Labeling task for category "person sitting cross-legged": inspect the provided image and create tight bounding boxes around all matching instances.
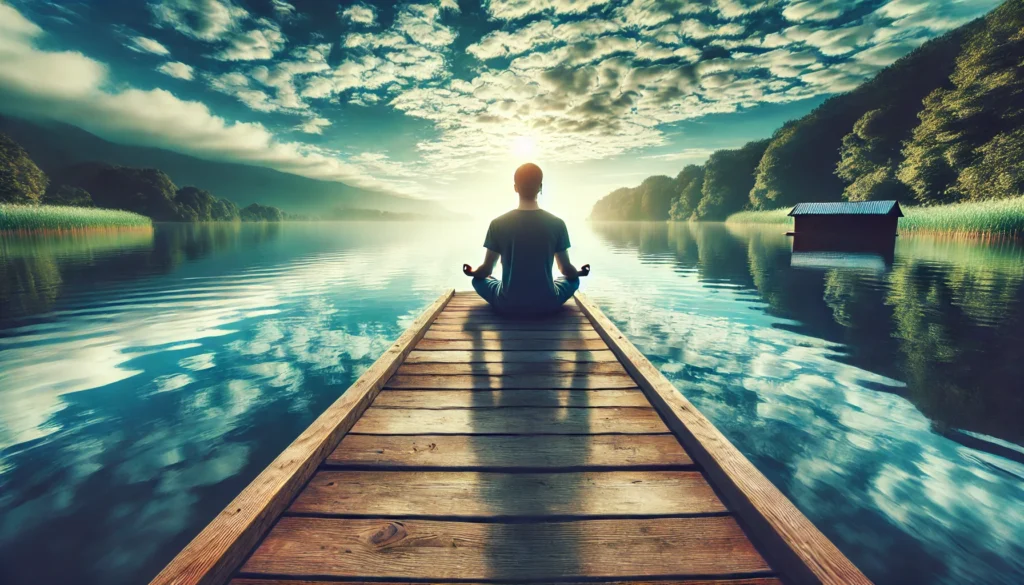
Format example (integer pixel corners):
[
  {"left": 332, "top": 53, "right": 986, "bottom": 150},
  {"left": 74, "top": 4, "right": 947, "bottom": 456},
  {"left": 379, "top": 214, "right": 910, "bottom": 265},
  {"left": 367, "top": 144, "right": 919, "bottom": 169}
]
[{"left": 462, "top": 162, "right": 590, "bottom": 315}]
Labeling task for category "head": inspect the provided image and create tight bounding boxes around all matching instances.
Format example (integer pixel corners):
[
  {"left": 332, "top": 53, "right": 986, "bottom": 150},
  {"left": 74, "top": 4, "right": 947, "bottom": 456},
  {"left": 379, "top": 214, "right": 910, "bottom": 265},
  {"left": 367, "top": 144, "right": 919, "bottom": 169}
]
[{"left": 514, "top": 163, "right": 543, "bottom": 201}]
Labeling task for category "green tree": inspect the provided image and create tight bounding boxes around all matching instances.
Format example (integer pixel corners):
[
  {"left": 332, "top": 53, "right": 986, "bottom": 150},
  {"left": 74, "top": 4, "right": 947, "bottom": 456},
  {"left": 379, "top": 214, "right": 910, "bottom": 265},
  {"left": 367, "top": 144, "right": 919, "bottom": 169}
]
[
  {"left": 174, "top": 186, "right": 217, "bottom": 221},
  {"left": 638, "top": 175, "right": 676, "bottom": 220},
  {"left": 898, "top": 0, "right": 1024, "bottom": 203},
  {"left": 0, "top": 133, "right": 48, "bottom": 203},
  {"left": 590, "top": 186, "right": 641, "bottom": 220},
  {"left": 669, "top": 165, "right": 705, "bottom": 221},
  {"left": 211, "top": 198, "right": 240, "bottom": 221},
  {"left": 60, "top": 163, "right": 180, "bottom": 220},
  {"left": 695, "top": 139, "right": 770, "bottom": 220},
  {"left": 836, "top": 109, "right": 914, "bottom": 202},
  {"left": 240, "top": 203, "right": 284, "bottom": 222},
  {"left": 42, "top": 184, "right": 93, "bottom": 207}
]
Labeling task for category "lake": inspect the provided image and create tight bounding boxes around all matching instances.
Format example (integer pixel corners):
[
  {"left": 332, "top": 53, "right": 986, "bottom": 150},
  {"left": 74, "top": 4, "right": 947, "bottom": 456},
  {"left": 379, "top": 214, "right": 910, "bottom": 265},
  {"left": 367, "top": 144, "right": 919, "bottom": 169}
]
[{"left": 1, "top": 221, "right": 1022, "bottom": 585}]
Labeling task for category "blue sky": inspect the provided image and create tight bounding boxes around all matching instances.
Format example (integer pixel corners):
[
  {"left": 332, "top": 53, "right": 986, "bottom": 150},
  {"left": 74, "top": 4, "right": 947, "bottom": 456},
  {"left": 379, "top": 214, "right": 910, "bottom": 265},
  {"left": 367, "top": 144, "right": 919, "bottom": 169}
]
[{"left": 0, "top": 0, "right": 1002, "bottom": 218}]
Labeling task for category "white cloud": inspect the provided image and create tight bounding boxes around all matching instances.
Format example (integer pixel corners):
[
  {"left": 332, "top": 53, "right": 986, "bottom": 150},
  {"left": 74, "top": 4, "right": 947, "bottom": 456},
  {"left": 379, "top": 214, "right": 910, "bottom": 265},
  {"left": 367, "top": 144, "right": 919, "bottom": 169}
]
[
  {"left": 485, "top": 0, "right": 614, "bottom": 20},
  {"left": 340, "top": 2, "right": 376, "bottom": 26},
  {"left": 213, "top": 19, "right": 285, "bottom": 61},
  {"left": 149, "top": 0, "right": 247, "bottom": 41},
  {"left": 272, "top": 0, "right": 297, "bottom": 18},
  {"left": 158, "top": 61, "right": 194, "bottom": 80},
  {"left": 128, "top": 36, "right": 171, "bottom": 56},
  {"left": 296, "top": 116, "right": 331, "bottom": 134}
]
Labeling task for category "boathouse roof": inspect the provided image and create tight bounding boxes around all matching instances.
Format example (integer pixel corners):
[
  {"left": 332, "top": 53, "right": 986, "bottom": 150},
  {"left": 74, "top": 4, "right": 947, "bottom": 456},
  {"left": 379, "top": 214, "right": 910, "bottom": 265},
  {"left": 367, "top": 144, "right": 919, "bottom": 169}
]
[{"left": 789, "top": 201, "right": 903, "bottom": 217}]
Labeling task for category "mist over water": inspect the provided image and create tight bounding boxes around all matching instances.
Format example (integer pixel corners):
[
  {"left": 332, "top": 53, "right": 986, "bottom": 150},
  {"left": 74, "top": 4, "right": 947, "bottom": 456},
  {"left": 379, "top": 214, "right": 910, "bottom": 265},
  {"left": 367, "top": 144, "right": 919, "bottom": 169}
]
[{"left": 1, "top": 221, "right": 1022, "bottom": 585}]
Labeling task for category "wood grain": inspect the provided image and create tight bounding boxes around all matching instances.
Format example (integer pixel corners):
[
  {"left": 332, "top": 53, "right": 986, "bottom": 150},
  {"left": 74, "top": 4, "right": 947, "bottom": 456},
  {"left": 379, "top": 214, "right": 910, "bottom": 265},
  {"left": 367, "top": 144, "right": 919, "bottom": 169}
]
[
  {"left": 405, "top": 349, "right": 618, "bottom": 364},
  {"left": 428, "top": 322, "right": 596, "bottom": 331},
  {"left": 575, "top": 292, "right": 872, "bottom": 585},
  {"left": 289, "top": 470, "right": 727, "bottom": 518},
  {"left": 326, "top": 434, "right": 694, "bottom": 469},
  {"left": 395, "top": 361, "right": 629, "bottom": 376},
  {"left": 349, "top": 407, "right": 670, "bottom": 434},
  {"left": 240, "top": 516, "right": 772, "bottom": 580},
  {"left": 423, "top": 329, "right": 601, "bottom": 340},
  {"left": 386, "top": 373, "right": 638, "bottom": 389},
  {"left": 415, "top": 338, "right": 608, "bottom": 350},
  {"left": 231, "top": 579, "right": 782, "bottom": 585},
  {"left": 372, "top": 389, "right": 650, "bottom": 408},
  {"left": 147, "top": 290, "right": 456, "bottom": 585}
]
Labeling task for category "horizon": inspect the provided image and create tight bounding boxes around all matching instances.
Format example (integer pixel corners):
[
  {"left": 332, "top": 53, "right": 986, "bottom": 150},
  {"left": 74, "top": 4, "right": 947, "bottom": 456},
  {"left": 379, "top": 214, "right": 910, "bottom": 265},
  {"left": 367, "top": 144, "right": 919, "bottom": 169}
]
[{"left": 0, "top": 0, "right": 1003, "bottom": 220}]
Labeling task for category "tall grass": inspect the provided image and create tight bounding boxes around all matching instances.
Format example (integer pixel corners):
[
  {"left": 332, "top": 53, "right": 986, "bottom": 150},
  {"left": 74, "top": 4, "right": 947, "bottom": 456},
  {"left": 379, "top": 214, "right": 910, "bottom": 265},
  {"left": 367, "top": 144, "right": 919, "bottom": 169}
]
[
  {"left": 0, "top": 204, "right": 152, "bottom": 232},
  {"left": 725, "top": 197, "right": 1024, "bottom": 238}
]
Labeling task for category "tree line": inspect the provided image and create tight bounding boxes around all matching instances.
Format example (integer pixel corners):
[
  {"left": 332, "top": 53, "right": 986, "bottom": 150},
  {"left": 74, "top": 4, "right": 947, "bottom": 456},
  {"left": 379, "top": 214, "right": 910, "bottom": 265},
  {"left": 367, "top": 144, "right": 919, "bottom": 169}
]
[
  {"left": 0, "top": 133, "right": 284, "bottom": 222},
  {"left": 591, "top": 0, "right": 1023, "bottom": 221}
]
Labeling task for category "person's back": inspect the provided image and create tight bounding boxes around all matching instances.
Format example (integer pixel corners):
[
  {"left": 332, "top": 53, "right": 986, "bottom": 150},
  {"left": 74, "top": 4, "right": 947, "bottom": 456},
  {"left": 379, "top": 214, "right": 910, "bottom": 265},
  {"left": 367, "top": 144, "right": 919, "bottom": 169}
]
[{"left": 463, "top": 163, "right": 589, "bottom": 315}]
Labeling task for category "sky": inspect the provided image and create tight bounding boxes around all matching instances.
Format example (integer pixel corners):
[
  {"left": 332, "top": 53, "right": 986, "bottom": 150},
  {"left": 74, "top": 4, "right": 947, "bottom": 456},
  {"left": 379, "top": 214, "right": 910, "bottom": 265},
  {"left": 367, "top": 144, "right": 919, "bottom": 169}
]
[{"left": 0, "top": 0, "right": 1003, "bottom": 219}]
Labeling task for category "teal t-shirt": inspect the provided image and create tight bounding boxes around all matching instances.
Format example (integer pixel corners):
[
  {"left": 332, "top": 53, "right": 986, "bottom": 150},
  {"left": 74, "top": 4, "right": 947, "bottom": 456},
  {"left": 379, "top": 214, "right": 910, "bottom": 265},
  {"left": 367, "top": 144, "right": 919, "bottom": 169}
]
[{"left": 484, "top": 209, "right": 570, "bottom": 309}]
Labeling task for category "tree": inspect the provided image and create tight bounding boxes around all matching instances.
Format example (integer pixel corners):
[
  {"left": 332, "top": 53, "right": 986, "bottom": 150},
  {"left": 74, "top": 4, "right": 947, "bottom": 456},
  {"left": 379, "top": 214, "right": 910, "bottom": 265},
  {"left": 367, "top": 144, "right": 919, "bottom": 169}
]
[
  {"left": 240, "top": 203, "right": 284, "bottom": 222},
  {"left": 836, "top": 108, "right": 914, "bottom": 202},
  {"left": 174, "top": 186, "right": 217, "bottom": 221},
  {"left": 0, "top": 133, "right": 48, "bottom": 203},
  {"left": 695, "top": 139, "right": 770, "bottom": 220},
  {"left": 898, "top": 0, "right": 1024, "bottom": 203},
  {"left": 59, "top": 163, "right": 180, "bottom": 220},
  {"left": 211, "top": 198, "right": 240, "bottom": 221},
  {"left": 638, "top": 175, "right": 676, "bottom": 220},
  {"left": 669, "top": 165, "right": 705, "bottom": 221},
  {"left": 42, "top": 184, "right": 93, "bottom": 207},
  {"left": 590, "top": 187, "right": 641, "bottom": 220}
]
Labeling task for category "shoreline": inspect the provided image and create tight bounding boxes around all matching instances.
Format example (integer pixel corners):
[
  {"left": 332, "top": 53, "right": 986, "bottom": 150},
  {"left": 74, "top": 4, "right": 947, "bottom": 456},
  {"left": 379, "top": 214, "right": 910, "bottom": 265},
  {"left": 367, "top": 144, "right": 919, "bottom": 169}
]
[{"left": 724, "top": 197, "right": 1024, "bottom": 241}]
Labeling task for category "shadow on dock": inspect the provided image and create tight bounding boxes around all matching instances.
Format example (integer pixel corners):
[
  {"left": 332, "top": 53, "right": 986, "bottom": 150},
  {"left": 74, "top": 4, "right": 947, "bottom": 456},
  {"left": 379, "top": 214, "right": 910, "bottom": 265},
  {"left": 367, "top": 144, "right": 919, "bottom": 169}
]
[{"left": 466, "top": 303, "right": 587, "bottom": 580}]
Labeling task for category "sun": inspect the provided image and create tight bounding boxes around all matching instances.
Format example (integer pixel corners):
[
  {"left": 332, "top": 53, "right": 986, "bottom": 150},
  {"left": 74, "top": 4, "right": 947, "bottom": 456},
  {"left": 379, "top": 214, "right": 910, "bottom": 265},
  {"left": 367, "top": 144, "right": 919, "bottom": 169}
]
[{"left": 511, "top": 135, "right": 536, "bottom": 159}]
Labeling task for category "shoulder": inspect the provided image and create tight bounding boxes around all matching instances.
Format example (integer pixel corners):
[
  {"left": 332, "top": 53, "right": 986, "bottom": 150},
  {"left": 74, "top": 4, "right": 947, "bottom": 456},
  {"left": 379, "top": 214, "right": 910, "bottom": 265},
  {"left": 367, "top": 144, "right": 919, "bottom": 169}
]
[{"left": 542, "top": 210, "right": 567, "bottom": 229}]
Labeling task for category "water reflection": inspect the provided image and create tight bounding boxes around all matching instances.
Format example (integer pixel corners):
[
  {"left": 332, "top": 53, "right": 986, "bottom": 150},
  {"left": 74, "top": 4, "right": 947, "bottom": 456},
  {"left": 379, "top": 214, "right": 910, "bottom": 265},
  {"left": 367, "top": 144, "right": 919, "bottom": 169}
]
[{"left": 587, "top": 221, "right": 1024, "bottom": 585}]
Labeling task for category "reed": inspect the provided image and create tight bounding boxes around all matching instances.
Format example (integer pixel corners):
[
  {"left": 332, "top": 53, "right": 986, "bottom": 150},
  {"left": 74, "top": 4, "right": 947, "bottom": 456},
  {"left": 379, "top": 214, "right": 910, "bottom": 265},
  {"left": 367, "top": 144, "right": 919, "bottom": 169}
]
[
  {"left": 0, "top": 204, "right": 152, "bottom": 232},
  {"left": 725, "top": 197, "right": 1024, "bottom": 238}
]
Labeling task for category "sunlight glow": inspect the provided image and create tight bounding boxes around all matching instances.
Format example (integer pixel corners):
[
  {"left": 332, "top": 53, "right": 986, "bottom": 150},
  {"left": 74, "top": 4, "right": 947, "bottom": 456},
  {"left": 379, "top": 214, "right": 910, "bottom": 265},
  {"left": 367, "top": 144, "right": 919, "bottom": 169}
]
[{"left": 511, "top": 135, "right": 537, "bottom": 160}]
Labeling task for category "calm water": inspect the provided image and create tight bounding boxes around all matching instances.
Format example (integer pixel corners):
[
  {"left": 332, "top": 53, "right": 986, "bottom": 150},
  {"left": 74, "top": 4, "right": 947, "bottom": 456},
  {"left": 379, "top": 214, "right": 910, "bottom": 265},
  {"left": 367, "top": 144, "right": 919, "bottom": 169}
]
[{"left": 1, "top": 221, "right": 1022, "bottom": 585}]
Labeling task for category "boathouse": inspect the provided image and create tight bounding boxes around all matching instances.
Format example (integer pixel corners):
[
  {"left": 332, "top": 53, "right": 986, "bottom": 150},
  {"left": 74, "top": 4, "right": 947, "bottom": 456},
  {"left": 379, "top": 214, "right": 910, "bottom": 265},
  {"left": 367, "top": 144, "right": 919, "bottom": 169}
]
[{"left": 789, "top": 200, "right": 903, "bottom": 237}]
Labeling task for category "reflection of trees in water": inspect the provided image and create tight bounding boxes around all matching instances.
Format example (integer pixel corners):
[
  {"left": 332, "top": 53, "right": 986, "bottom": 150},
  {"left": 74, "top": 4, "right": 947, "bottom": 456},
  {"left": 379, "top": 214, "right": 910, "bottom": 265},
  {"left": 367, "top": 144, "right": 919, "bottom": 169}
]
[
  {"left": 591, "top": 221, "right": 1024, "bottom": 444},
  {"left": 0, "top": 223, "right": 280, "bottom": 321},
  {"left": 886, "top": 260, "right": 1024, "bottom": 443}
]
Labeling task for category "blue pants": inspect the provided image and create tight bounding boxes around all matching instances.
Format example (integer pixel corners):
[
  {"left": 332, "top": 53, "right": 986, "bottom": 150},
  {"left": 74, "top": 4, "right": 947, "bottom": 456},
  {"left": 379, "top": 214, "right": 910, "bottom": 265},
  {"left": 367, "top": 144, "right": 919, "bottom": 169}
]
[{"left": 472, "top": 277, "right": 579, "bottom": 315}]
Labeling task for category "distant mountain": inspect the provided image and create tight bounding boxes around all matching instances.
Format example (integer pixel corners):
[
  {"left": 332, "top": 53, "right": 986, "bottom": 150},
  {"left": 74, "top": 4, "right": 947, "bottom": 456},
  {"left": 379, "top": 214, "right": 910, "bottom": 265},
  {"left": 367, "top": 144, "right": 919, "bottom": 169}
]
[
  {"left": 591, "top": 0, "right": 1021, "bottom": 221},
  {"left": 0, "top": 115, "right": 445, "bottom": 216}
]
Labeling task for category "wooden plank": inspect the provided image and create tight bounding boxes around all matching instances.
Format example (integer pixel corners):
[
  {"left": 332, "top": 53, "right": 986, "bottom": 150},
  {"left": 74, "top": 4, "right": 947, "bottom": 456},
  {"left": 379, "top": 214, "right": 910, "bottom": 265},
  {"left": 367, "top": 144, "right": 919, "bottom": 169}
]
[
  {"left": 386, "top": 373, "right": 638, "bottom": 389},
  {"left": 289, "top": 470, "right": 727, "bottom": 518},
  {"left": 326, "top": 434, "right": 694, "bottom": 469},
  {"left": 405, "top": 350, "right": 618, "bottom": 364},
  {"left": 350, "top": 406, "right": 670, "bottom": 434},
  {"left": 232, "top": 579, "right": 783, "bottom": 585},
  {"left": 575, "top": 293, "right": 872, "bottom": 585},
  {"left": 396, "top": 361, "right": 629, "bottom": 376},
  {"left": 430, "top": 322, "right": 596, "bottom": 331},
  {"left": 373, "top": 389, "right": 651, "bottom": 408},
  {"left": 147, "top": 290, "right": 456, "bottom": 585},
  {"left": 441, "top": 304, "right": 583, "bottom": 314},
  {"left": 416, "top": 338, "right": 607, "bottom": 350},
  {"left": 423, "top": 329, "right": 602, "bottom": 340},
  {"left": 240, "top": 516, "right": 772, "bottom": 580},
  {"left": 433, "top": 314, "right": 589, "bottom": 322}
]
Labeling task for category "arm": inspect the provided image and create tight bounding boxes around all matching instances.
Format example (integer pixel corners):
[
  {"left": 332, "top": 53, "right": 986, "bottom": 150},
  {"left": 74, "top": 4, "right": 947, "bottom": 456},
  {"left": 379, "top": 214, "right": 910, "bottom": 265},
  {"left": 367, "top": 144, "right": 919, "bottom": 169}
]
[
  {"left": 555, "top": 250, "right": 590, "bottom": 279},
  {"left": 462, "top": 249, "right": 499, "bottom": 279}
]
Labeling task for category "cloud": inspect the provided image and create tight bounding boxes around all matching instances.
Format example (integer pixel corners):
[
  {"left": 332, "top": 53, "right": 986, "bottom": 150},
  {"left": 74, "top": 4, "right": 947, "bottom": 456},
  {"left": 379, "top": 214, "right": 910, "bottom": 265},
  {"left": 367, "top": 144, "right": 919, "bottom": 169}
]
[
  {"left": 484, "top": 0, "right": 614, "bottom": 20},
  {"left": 158, "top": 61, "right": 194, "bottom": 80},
  {"left": 271, "top": 0, "right": 296, "bottom": 18},
  {"left": 213, "top": 19, "right": 286, "bottom": 61},
  {"left": 149, "top": 0, "right": 247, "bottom": 41},
  {"left": 340, "top": 2, "right": 376, "bottom": 26},
  {"left": 128, "top": 36, "right": 171, "bottom": 56},
  {"left": 0, "top": 4, "right": 395, "bottom": 195},
  {"left": 295, "top": 116, "right": 331, "bottom": 134}
]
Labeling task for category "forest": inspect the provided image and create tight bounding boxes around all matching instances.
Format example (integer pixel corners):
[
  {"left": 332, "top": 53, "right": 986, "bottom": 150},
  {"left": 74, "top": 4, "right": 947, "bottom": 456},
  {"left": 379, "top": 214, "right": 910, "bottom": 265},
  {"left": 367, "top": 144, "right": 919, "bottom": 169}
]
[
  {"left": 590, "top": 0, "right": 1023, "bottom": 222},
  {"left": 0, "top": 132, "right": 284, "bottom": 222}
]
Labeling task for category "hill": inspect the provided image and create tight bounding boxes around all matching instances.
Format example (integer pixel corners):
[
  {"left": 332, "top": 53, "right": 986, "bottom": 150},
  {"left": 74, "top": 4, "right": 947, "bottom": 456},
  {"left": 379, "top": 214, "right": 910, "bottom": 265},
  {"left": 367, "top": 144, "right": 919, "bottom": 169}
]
[
  {"left": 590, "top": 0, "right": 1021, "bottom": 221},
  {"left": 0, "top": 115, "right": 444, "bottom": 216}
]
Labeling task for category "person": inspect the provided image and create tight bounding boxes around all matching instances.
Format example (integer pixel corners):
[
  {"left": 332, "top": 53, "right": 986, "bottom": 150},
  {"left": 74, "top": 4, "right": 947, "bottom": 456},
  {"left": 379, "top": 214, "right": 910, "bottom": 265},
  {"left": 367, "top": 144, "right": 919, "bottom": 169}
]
[{"left": 462, "top": 163, "right": 590, "bottom": 315}]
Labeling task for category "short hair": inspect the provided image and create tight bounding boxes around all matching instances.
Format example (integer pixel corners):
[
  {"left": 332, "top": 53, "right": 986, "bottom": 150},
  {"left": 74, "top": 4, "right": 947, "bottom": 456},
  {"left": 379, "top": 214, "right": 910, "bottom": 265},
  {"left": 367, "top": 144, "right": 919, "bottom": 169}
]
[{"left": 514, "top": 163, "right": 543, "bottom": 199}]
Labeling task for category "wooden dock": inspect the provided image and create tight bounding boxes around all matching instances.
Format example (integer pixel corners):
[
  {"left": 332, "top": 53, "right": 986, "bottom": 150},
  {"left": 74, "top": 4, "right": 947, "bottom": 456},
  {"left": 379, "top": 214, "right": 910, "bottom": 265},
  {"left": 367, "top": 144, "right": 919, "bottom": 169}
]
[{"left": 151, "top": 290, "right": 871, "bottom": 585}]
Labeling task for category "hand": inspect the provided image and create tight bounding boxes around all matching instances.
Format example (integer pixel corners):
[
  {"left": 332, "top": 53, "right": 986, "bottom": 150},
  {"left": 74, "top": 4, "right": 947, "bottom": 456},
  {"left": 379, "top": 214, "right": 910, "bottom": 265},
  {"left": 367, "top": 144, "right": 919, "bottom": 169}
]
[
  {"left": 462, "top": 263, "right": 474, "bottom": 277},
  {"left": 579, "top": 264, "right": 591, "bottom": 277}
]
